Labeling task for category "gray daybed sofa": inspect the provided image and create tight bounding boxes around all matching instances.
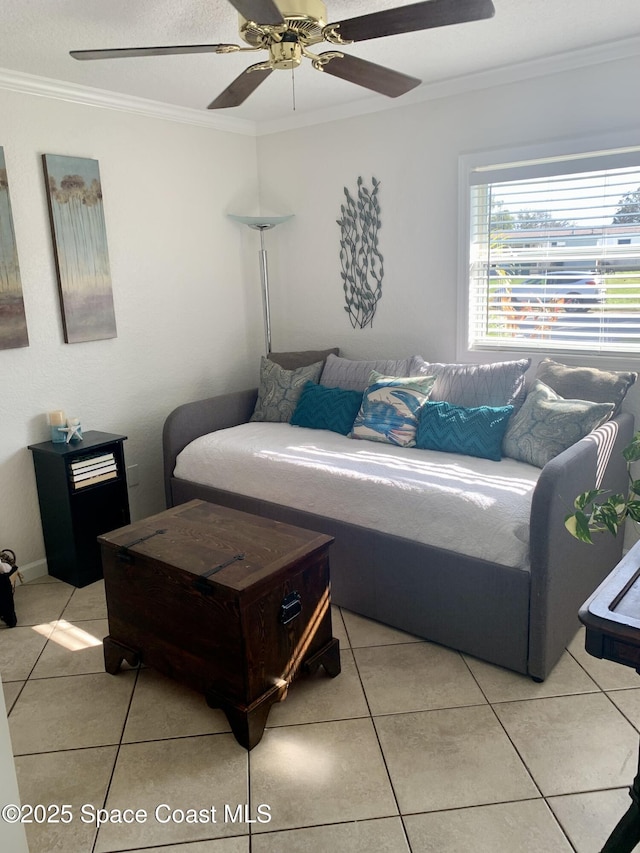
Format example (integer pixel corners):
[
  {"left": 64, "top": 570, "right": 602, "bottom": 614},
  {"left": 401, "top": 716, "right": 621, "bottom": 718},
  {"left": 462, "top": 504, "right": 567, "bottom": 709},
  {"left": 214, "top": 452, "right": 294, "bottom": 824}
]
[{"left": 162, "top": 355, "right": 634, "bottom": 681}]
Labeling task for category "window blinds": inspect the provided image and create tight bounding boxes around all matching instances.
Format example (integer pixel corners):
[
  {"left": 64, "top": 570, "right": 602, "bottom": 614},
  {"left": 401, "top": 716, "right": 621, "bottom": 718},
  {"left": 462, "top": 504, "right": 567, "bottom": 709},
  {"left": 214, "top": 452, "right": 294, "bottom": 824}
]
[{"left": 468, "top": 157, "right": 640, "bottom": 354}]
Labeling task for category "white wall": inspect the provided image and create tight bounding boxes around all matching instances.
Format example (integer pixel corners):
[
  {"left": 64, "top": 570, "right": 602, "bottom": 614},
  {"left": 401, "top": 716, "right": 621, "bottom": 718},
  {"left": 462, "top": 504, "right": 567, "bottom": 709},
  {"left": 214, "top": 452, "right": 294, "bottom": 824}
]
[
  {"left": 4, "top": 51, "right": 640, "bottom": 573},
  {"left": 257, "top": 54, "right": 640, "bottom": 379},
  {"left": 257, "top": 53, "right": 640, "bottom": 551},
  {"left": 1, "top": 88, "right": 262, "bottom": 572}
]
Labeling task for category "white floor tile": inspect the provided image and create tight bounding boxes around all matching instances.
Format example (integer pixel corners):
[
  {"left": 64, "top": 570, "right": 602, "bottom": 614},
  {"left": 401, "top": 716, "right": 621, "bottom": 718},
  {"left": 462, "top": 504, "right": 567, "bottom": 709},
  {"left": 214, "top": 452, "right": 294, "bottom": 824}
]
[{"left": 11, "top": 575, "right": 640, "bottom": 853}]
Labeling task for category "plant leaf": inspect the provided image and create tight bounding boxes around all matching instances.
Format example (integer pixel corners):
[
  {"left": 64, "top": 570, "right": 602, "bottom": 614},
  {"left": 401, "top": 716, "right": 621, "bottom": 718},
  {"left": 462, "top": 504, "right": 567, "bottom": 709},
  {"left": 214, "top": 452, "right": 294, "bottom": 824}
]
[
  {"left": 623, "top": 432, "right": 640, "bottom": 462},
  {"left": 592, "top": 503, "right": 620, "bottom": 536},
  {"left": 565, "top": 511, "right": 593, "bottom": 544},
  {"left": 574, "top": 489, "right": 606, "bottom": 510}
]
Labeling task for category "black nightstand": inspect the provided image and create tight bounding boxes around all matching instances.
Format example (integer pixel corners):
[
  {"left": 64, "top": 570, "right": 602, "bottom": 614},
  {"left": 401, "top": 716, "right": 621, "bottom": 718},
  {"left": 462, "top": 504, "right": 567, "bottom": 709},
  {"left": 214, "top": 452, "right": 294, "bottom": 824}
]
[{"left": 28, "top": 431, "right": 131, "bottom": 587}]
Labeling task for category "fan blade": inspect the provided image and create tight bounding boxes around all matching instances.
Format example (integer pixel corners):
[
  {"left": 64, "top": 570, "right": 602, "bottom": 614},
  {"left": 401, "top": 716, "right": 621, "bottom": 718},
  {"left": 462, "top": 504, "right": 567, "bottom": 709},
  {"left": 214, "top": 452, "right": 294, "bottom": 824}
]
[
  {"left": 71, "top": 44, "right": 238, "bottom": 60},
  {"left": 208, "top": 65, "right": 273, "bottom": 109},
  {"left": 316, "top": 53, "right": 420, "bottom": 98},
  {"left": 226, "top": 0, "right": 284, "bottom": 26},
  {"left": 325, "top": 0, "right": 495, "bottom": 43}
]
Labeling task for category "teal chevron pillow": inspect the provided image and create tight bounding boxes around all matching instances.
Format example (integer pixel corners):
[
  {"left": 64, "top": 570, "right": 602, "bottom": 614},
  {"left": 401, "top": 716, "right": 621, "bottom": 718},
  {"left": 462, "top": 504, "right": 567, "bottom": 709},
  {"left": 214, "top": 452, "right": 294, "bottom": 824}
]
[
  {"left": 416, "top": 400, "right": 514, "bottom": 461},
  {"left": 351, "top": 372, "right": 436, "bottom": 447},
  {"left": 290, "top": 382, "right": 364, "bottom": 435}
]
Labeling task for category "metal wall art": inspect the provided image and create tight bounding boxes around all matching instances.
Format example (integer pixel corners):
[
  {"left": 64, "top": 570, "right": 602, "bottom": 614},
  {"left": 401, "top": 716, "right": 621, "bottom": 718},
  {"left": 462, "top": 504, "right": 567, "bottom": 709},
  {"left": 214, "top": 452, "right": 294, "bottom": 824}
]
[
  {"left": 0, "top": 147, "right": 29, "bottom": 349},
  {"left": 337, "top": 176, "right": 384, "bottom": 329},
  {"left": 43, "top": 154, "right": 117, "bottom": 343}
]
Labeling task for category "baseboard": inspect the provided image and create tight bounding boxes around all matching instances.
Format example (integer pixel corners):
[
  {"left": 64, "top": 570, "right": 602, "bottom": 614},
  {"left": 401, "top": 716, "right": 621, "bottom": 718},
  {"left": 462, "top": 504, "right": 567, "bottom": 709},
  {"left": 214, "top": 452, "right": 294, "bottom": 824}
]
[{"left": 16, "top": 559, "right": 49, "bottom": 584}]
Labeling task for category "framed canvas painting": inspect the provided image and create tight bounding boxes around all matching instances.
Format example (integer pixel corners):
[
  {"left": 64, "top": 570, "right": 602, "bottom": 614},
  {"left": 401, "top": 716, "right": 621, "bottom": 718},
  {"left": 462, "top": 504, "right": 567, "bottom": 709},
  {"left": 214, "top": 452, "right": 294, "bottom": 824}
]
[
  {"left": 0, "top": 147, "right": 29, "bottom": 349},
  {"left": 42, "top": 154, "right": 117, "bottom": 343}
]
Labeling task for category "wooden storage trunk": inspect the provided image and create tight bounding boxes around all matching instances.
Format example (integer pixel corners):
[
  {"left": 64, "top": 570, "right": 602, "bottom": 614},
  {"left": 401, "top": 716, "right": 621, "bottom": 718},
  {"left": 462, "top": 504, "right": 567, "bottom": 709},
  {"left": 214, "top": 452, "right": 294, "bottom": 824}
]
[{"left": 98, "top": 499, "right": 340, "bottom": 749}]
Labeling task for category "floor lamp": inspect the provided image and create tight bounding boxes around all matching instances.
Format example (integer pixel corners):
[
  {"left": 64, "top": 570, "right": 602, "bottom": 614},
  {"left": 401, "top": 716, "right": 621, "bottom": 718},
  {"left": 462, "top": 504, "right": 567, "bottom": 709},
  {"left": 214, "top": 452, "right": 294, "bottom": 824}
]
[{"left": 228, "top": 214, "right": 293, "bottom": 355}]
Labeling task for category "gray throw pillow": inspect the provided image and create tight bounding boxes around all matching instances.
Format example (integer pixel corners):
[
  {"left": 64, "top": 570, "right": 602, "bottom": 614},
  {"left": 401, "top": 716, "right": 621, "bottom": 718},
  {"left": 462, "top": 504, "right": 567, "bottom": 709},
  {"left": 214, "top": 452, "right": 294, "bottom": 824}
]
[
  {"left": 412, "top": 358, "right": 531, "bottom": 411},
  {"left": 250, "top": 357, "right": 323, "bottom": 423},
  {"left": 535, "top": 358, "right": 636, "bottom": 415},
  {"left": 502, "top": 379, "right": 614, "bottom": 468},
  {"left": 269, "top": 348, "right": 339, "bottom": 371},
  {"left": 320, "top": 353, "right": 414, "bottom": 391}
]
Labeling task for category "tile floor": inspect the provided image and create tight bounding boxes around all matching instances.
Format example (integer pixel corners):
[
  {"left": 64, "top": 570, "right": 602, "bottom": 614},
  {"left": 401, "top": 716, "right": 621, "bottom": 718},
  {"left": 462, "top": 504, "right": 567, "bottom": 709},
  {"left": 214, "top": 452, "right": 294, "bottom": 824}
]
[{"left": 2, "top": 575, "right": 640, "bottom": 852}]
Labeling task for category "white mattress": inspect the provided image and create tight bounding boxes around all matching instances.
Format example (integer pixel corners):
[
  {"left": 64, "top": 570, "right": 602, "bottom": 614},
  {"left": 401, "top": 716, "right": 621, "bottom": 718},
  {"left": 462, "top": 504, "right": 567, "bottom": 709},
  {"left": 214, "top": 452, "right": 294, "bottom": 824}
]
[{"left": 174, "top": 422, "right": 541, "bottom": 571}]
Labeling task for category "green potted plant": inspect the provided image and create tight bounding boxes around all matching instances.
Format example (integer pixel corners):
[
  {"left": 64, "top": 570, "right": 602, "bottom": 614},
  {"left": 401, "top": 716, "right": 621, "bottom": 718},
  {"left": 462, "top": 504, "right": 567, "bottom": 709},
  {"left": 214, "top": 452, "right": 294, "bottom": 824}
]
[{"left": 565, "top": 431, "right": 640, "bottom": 543}]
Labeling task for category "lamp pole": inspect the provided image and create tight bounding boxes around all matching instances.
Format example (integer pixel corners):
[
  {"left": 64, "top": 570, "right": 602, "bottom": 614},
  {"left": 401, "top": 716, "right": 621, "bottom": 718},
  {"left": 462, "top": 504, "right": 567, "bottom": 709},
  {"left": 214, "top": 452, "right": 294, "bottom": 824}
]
[{"left": 228, "top": 214, "right": 293, "bottom": 355}]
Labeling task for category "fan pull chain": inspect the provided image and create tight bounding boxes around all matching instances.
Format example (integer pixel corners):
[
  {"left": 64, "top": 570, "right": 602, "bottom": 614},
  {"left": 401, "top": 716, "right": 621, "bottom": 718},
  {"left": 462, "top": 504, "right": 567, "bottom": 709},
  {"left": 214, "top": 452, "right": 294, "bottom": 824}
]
[{"left": 291, "top": 64, "right": 296, "bottom": 111}]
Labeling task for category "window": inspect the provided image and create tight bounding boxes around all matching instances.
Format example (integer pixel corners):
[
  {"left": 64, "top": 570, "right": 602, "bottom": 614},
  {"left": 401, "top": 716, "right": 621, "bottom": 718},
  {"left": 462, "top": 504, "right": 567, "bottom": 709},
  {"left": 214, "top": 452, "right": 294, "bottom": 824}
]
[{"left": 465, "top": 146, "right": 640, "bottom": 355}]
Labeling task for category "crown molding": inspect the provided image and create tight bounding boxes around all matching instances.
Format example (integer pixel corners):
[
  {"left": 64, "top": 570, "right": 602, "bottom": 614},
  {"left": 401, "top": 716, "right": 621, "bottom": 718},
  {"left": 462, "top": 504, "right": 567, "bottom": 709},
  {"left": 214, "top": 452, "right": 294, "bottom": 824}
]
[
  {"left": 1, "top": 33, "right": 639, "bottom": 138},
  {"left": 256, "top": 34, "right": 640, "bottom": 136},
  {"left": 0, "top": 67, "right": 257, "bottom": 136}
]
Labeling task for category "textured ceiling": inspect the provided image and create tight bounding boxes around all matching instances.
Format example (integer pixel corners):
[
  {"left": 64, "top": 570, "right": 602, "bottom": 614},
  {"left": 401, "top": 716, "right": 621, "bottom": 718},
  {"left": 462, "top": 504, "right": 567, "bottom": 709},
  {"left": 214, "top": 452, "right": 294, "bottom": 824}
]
[{"left": 2, "top": 0, "right": 640, "bottom": 126}]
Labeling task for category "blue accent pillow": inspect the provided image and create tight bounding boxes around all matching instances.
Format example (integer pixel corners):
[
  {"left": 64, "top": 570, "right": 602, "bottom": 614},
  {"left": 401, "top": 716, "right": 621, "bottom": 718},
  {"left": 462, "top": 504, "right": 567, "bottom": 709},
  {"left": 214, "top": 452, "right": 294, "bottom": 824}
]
[
  {"left": 416, "top": 400, "right": 514, "bottom": 461},
  {"left": 351, "top": 372, "right": 436, "bottom": 447},
  {"left": 290, "top": 382, "right": 364, "bottom": 435}
]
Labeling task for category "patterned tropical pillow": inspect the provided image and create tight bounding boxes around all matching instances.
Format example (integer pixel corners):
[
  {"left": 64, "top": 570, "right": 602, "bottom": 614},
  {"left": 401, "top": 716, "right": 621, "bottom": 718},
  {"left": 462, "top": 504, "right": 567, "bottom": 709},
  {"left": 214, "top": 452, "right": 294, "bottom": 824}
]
[
  {"left": 250, "top": 358, "right": 323, "bottom": 423},
  {"left": 351, "top": 372, "right": 436, "bottom": 447},
  {"left": 502, "top": 379, "right": 614, "bottom": 468},
  {"left": 416, "top": 400, "right": 514, "bottom": 461},
  {"left": 290, "top": 382, "right": 363, "bottom": 435}
]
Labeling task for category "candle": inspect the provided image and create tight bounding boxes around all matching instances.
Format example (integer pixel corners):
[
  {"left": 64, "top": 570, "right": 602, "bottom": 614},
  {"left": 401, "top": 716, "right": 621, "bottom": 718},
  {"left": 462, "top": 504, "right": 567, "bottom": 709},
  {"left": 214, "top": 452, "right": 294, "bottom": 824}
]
[
  {"left": 47, "top": 410, "right": 65, "bottom": 426},
  {"left": 47, "top": 410, "right": 67, "bottom": 442}
]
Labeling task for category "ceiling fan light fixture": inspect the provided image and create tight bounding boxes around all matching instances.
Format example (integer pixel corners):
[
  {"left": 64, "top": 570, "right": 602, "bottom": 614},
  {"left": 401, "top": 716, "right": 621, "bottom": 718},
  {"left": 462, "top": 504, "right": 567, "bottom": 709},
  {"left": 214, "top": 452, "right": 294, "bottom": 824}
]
[{"left": 269, "top": 35, "right": 303, "bottom": 68}]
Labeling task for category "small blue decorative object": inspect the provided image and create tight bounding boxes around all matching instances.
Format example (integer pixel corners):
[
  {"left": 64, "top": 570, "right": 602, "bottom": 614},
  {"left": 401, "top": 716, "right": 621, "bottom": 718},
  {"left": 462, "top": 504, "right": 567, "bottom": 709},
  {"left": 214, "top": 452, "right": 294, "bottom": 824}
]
[
  {"left": 50, "top": 426, "right": 66, "bottom": 443},
  {"left": 47, "top": 410, "right": 67, "bottom": 443}
]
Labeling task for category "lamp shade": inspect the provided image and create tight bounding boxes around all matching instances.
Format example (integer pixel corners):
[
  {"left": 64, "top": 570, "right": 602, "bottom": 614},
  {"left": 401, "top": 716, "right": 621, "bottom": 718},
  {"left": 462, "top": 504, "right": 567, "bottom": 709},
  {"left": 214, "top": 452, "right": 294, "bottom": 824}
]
[{"left": 228, "top": 214, "right": 293, "bottom": 230}]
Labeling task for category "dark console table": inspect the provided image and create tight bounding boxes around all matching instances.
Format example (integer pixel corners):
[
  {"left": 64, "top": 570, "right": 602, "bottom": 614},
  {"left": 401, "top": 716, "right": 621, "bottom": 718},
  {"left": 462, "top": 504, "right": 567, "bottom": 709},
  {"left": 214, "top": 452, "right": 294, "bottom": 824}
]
[
  {"left": 580, "top": 542, "right": 640, "bottom": 853},
  {"left": 29, "top": 431, "right": 130, "bottom": 587}
]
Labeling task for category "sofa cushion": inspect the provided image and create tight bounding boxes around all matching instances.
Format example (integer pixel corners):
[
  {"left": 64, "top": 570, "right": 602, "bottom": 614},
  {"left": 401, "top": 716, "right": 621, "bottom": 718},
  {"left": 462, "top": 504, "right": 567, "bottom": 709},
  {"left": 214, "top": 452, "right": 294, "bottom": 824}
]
[
  {"left": 416, "top": 401, "right": 514, "bottom": 461},
  {"left": 351, "top": 372, "right": 435, "bottom": 447},
  {"left": 412, "top": 358, "right": 530, "bottom": 411},
  {"left": 535, "top": 358, "right": 636, "bottom": 415},
  {"left": 174, "top": 421, "right": 539, "bottom": 571},
  {"left": 250, "top": 357, "right": 323, "bottom": 423},
  {"left": 269, "top": 348, "right": 339, "bottom": 371},
  {"left": 502, "top": 379, "right": 614, "bottom": 468},
  {"left": 320, "top": 353, "right": 414, "bottom": 391},
  {"left": 290, "top": 381, "right": 363, "bottom": 435}
]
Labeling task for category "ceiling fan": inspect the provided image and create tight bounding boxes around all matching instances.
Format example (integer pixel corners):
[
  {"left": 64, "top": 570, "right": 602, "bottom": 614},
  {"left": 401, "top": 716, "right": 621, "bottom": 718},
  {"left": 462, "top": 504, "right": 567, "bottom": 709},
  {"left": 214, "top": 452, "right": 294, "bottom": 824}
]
[{"left": 70, "top": 0, "right": 496, "bottom": 110}]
